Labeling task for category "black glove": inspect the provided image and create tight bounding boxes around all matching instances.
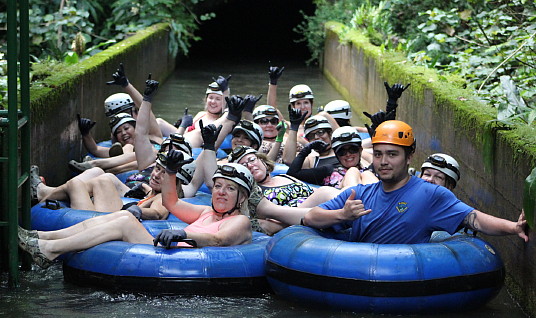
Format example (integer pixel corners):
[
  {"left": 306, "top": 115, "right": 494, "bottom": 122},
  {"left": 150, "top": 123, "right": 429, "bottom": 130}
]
[
  {"left": 226, "top": 95, "right": 245, "bottom": 123},
  {"left": 200, "top": 120, "right": 223, "bottom": 151},
  {"left": 165, "top": 149, "right": 194, "bottom": 173},
  {"left": 288, "top": 104, "right": 308, "bottom": 131},
  {"left": 126, "top": 205, "right": 143, "bottom": 221},
  {"left": 301, "top": 140, "right": 328, "bottom": 156},
  {"left": 153, "top": 229, "right": 187, "bottom": 249},
  {"left": 143, "top": 74, "right": 159, "bottom": 102},
  {"left": 174, "top": 108, "right": 193, "bottom": 129},
  {"left": 384, "top": 81, "right": 411, "bottom": 114},
  {"left": 268, "top": 66, "right": 285, "bottom": 85},
  {"left": 106, "top": 63, "right": 129, "bottom": 87},
  {"left": 363, "top": 110, "right": 394, "bottom": 137},
  {"left": 124, "top": 182, "right": 147, "bottom": 199},
  {"left": 77, "top": 114, "right": 96, "bottom": 136},
  {"left": 243, "top": 94, "right": 263, "bottom": 113},
  {"left": 212, "top": 75, "right": 232, "bottom": 92}
]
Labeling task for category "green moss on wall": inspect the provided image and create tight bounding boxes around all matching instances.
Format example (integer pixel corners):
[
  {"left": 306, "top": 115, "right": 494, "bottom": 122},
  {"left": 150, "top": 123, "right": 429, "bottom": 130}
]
[
  {"left": 324, "top": 21, "right": 536, "bottom": 167},
  {"left": 30, "top": 23, "right": 171, "bottom": 124}
]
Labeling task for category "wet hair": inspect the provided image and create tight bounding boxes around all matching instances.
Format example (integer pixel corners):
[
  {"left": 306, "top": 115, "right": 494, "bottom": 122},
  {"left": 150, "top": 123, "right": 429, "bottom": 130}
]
[
  {"left": 444, "top": 175, "right": 457, "bottom": 190},
  {"left": 403, "top": 144, "right": 416, "bottom": 159},
  {"left": 335, "top": 118, "right": 351, "bottom": 127}
]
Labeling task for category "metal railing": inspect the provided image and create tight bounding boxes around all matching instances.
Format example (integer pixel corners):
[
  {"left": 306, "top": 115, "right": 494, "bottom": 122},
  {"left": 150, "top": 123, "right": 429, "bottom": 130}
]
[{"left": 1, "top": 0, "right": 31, "bottom": 287}]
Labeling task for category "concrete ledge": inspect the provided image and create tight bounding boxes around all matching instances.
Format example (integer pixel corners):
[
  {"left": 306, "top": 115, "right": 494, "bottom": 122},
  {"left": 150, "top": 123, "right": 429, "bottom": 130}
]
[
  {"left": 30, "top": 23, "right": 175, "bottom": 185},
  {"left": 323, "top": 22, "right": 536, "bottom": 315}
]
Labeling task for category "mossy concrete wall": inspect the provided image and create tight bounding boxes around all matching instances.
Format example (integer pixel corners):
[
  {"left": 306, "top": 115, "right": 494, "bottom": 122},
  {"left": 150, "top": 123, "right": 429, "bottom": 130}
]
[
  {"left": 30, "top": 23, "right": 175, "bottom": 185},
  {"left": 323, "top": 22, "right": 536, "bottom": 316}
]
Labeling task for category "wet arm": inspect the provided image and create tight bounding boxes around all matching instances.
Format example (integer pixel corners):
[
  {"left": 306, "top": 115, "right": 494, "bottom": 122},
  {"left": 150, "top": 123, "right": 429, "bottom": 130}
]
[{"left": 161, "top": 172, "right": 205, "bottom": 223}]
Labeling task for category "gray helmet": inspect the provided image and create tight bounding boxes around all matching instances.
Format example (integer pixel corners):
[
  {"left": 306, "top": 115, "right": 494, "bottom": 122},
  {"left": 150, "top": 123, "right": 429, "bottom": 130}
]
[
  {"left": 155, "top": 151, "right": 196, "bottom": 185},
  {"left": 109, "top": 113, "right": 136, "bottom": 135},
  {"left": 161, "top": 133, "right": 192, "bottom": 156},
  {"left": 253, "top": 105, "right": 279, "bottom": 121},
  {"left": 331, "top": 126, "right": 362, "bottom": 150},
  {"left": 227, "top": 145, "right": 258, "bottom": 164},
  {"left": 212, "top": 163, "right": 254, "bottom": 196},
  {"left": 303, "top": 115, "right": 332, "bottom": 137},
  {"left": 104, "top": 93, "right": 135, "bottom": 117},
  {"left": 289, "top": 84, "right": 314, "bottom": 103},
  {"left": 324, "top": 100, "right": 352, "bottom": 120},
  {"left": 421, "top": 153, "right": 460, "bottom": 185},
  {"left": 232, "top": 120, "right": 264, "bottom": 148}
]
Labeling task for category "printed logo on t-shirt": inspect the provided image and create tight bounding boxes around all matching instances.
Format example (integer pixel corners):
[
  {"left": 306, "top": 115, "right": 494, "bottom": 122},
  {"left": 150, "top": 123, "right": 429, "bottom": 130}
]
[{"left": 396, "top": 202, "right": 408, "bottom": 213}]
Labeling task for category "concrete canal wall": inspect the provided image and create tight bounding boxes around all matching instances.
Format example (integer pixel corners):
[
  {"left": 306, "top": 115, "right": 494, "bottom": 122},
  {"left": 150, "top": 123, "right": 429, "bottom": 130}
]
[
  {"left": 322, "top": 22, "right": 536, "bottom": 316},
  {"left": 30, "top": 23, "right": 175, "bottom": 185}
]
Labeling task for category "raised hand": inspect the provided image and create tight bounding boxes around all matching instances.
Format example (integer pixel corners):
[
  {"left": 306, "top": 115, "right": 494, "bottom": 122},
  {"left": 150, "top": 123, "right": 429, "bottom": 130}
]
[
  {"left": 200, "top": 119, "right": 223, "bottom": 151},
  {"left": 175, "top": 108, "right": 193, "bottom": 128},
  {"left": 226, "top": 95, "right": 245, "bottom": 123},
  {"left": 275, "top": 121, "right": 287, "bottom": 143},
  {"left": 165, "top": 149, "right": 194, "bottom": 173},
  {"left": 341, "top": 190, "right": 372, "bottom": 221},
  {"left": 288, "top": 104, "right": 308, "bottom": 131},
  {"left": 268, "top": 66, "right": 285, "bottom": 85},
  {"left": 106, "top": 63, "right": 129, "bottom": 87},
  {"left": 77, "top": 114, "right": 96, "bottom": 136},
  {"left": 212, "top": 75, "right": 232, "bottom": 92},
  {"left": 153, "top": 229, "right": 187, "bottom": 249},
  {"left": 143, "top": 74, "right": 159, "bottom": 102},
  {"left": 384, "top": 81, "right": 411, "bottom": 114},
  {"left": 243, "top": 94, "right": 263, "bottom": 113}
]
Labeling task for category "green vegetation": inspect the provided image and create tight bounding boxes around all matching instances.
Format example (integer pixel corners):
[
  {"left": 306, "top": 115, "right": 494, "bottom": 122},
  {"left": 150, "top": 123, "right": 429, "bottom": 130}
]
[
  {"left": 0, "top": 0, "right": 214, "bottom": 108},
  {"left": 296, "top": 0, "right": 535, "bottom": 134}
]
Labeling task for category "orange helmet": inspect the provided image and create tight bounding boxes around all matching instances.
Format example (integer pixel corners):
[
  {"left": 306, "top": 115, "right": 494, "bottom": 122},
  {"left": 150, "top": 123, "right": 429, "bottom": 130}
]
[{"left": 371, "top": 120, "right": 415, "bottom": 147}]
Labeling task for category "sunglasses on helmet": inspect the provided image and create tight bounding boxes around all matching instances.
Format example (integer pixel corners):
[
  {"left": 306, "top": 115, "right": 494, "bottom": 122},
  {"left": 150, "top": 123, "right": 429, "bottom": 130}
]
[
  {"left": 332, "top": 132, "right": 360, "bottom": 143},
  {"left": 425, "top": 155, "right": 460, "bottom": 176}
]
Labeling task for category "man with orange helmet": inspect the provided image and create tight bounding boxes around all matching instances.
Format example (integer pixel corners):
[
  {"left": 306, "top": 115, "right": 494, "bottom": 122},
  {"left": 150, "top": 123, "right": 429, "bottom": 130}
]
[{"left": 304, "top": 120, "right": 528, "bottom": 244}]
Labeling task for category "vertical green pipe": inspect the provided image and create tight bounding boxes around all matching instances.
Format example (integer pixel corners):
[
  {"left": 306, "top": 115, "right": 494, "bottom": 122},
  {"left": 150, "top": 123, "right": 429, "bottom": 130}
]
[
  {"left": 19, "top": 0, "right": 31, "bottom": 272},
  {"left": 6, "top": 0, "right": 20, "bottom": 286}
]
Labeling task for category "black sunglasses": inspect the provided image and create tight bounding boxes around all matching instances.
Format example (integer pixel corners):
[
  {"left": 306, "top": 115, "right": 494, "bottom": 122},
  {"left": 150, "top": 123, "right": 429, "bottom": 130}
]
[
  {"left": 257, "top": 117, "right": 279, "bottom": 125},
  {"left": 335, "top": 145, "right": 361, "bottom": 157}
]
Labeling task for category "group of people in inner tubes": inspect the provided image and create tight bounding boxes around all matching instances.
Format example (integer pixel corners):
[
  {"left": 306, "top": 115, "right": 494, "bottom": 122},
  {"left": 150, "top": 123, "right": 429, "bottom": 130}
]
[{"left": 20, "top": 63, "right": 528, "bottom": 269}]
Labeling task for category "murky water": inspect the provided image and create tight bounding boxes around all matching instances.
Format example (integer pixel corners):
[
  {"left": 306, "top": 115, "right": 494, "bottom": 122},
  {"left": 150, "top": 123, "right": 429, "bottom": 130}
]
[{"left": 0, "top": 58, "right": 528, "bottom": 317}]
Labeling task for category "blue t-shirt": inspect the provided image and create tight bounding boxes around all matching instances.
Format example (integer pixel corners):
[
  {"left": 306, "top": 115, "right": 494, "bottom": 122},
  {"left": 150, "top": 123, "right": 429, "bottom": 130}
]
[{"left": 319, "top": 176, "right": 474, "bottom": 244}]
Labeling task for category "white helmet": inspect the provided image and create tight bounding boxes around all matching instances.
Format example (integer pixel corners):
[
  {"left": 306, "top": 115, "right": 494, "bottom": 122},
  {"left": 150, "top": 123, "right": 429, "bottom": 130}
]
[
  {"left": 155, "top": 151, "right": 196, "bottom": 185},
  {"left": 289, "top": 84, "right": 314, "bottom": 103},
  {"left": 161, "top": 133, "right": 192, "bottom": 156},
  {"left": 227, "top": 145, "right": 258, "bottom": 164},
  {"left": 253, "top": 105, "right": 279, "bottom": 121},
  {"left": 212, "top": 163, "right": 254, "bottom": 196},
  {"left": 331, "top": 126, "right": 362, "bottom": 150},
  {"left": 104, "top": 93, "right": 135, "bottom": 117},
  {"left": 421, "top": 153, "right": 460, "bottom": 184},
  {"left": 109, "top": 113, "right": 136, "bottom": 135},
  {"left": 304, "top": 115, "right": 332, "bottom": 137},
  {"left": 205, "top": 81, "right": 224, "bottom": 96},
  {"left": 232, "top": 120, "right": 264, "bottom": 148},
  {"left": 324, "top": 100, "right": 352, "bottom": 120}
]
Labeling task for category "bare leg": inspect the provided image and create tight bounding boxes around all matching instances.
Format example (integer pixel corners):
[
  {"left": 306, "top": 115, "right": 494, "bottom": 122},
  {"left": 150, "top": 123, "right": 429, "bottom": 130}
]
[
  {"left": 156, "top": 118, "right": 179, "bottom": 137},
  {"left": 38, "top": 212, "right": 126, "bottom": 240},
  {"left": 341, "top": 167, "right": 362, "bottom": 188},
  {"left": 105, "top": 161, "right": 138, "bottom": 174},
  {"left": 360, "top": 170, "right": 379, "bottom": 185},
  {"left": 37, "top": 167, "right": 105, "bottom": 202},
  {"left": 89, "top": 152, "right": 137, "bottom": 170},
  {"left": 83, "top": 175, "right": 124, "bottom": 212},
  {"left": 184, "top": 129, "right": 203, "bottom": 148},
  {"left": 39, "top": 212, "right": 154, "bottom": 260},
  {"left": 256, "top": 198, "right": 311, "bottom": 226},
  {"left": 299, "top": 186, "right": 341, "bottom": 208}
]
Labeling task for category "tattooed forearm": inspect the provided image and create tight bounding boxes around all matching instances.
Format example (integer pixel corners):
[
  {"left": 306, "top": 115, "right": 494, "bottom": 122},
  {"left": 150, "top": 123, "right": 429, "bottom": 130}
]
[{"left": 463, "top": 212, "right": 478, "bottom": 230}]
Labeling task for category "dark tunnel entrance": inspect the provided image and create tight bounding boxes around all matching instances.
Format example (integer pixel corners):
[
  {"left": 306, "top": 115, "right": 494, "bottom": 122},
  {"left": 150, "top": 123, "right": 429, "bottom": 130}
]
[{"left": 184, "top": 0, "right": 316, "bottom": 65}]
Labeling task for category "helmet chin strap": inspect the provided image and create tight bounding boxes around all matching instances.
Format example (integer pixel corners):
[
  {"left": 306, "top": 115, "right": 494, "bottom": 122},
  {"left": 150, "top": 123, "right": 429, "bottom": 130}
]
[{"left": 212, "top": 193, "right": 241, "bottom": 217}]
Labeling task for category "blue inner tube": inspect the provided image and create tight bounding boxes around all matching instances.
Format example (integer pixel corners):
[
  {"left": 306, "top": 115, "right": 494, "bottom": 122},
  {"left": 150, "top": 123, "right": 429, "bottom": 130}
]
[
  {"left": 265, "top": 226, "right": 504, "bottom": 314},
  {"left": 62, "top": 231, "right": 271, "bottom": 295}
]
